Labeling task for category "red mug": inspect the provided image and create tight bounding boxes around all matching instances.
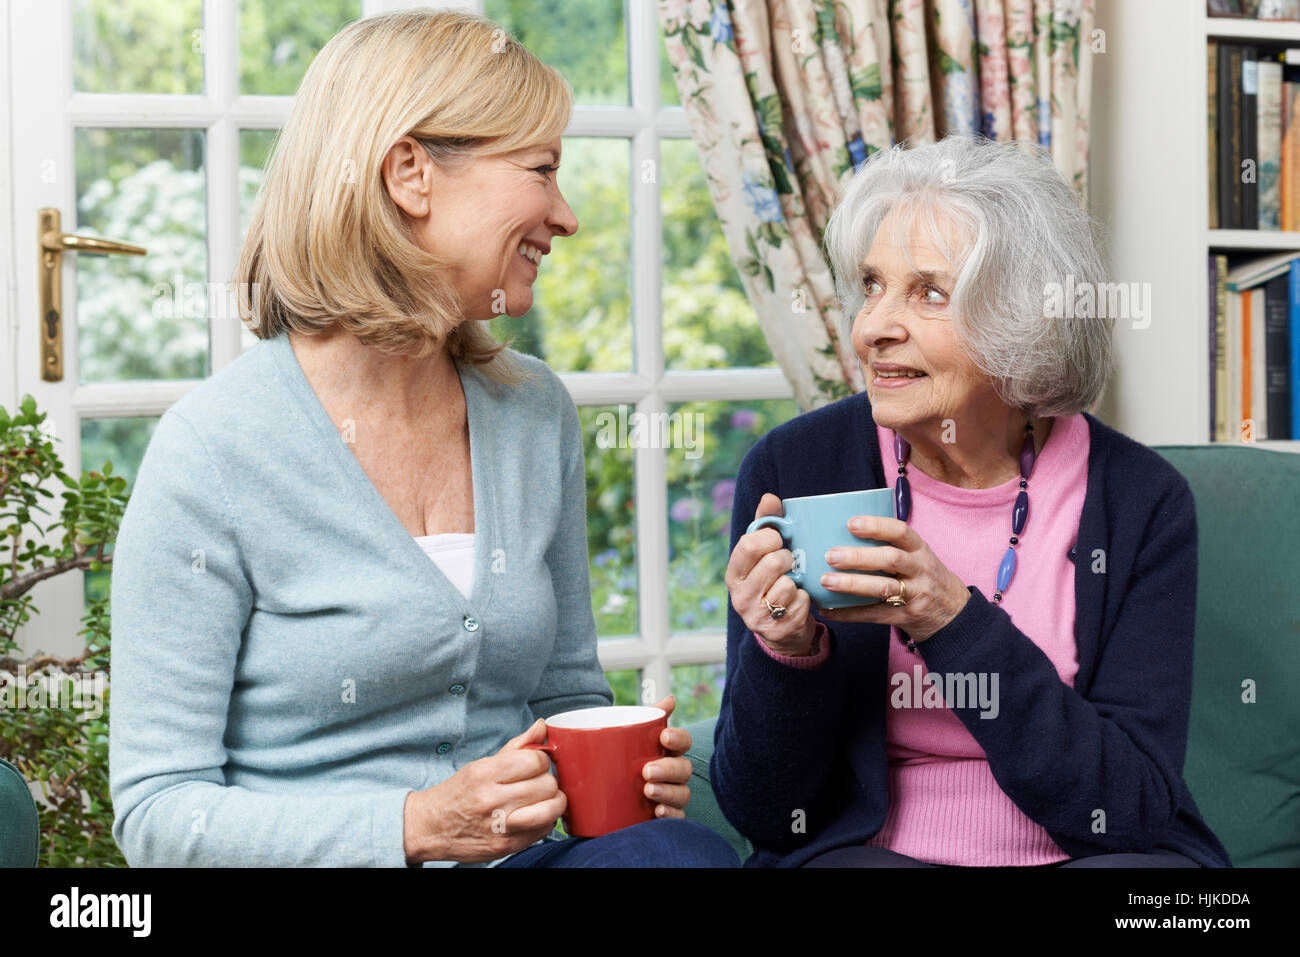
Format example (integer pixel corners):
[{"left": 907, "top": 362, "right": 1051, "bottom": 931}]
[{"left": 524, "top": 705, "right": 668, "bottom": 837}]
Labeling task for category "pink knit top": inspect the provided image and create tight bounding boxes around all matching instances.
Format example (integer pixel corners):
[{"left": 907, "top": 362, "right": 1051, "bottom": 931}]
[{"left": 755, "top": 413, "right": 1091, "bottom": 865}]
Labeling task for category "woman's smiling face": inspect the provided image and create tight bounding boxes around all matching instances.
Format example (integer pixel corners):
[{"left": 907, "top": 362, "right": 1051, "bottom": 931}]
[
  {"left": 852, "top": 206, "right": 996, "bottom": 432},
  {"left": 390, "top": 135, "right": 578, "bottom": 320}
]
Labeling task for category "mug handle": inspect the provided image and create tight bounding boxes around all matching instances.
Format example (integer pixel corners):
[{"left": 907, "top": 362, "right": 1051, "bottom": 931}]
[
  {"left": 745, "top": 514, "right": 792, "bottom": 535},
  {"left": 522, "top": 742, "right": 557, "bottom": 757},
  {"left": 745, "top": 514, "right": 802, "bottom": 585}
]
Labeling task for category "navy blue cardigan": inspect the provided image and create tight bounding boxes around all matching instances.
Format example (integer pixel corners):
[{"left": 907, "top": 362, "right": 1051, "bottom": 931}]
[{"left": 713, "top": 391, "right": 1232, "bottom": 868}]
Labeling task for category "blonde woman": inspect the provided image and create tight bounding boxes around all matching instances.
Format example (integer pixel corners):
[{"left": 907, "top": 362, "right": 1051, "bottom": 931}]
[{"left": 108, "top": 10, "right": 737, "bottom": 869}]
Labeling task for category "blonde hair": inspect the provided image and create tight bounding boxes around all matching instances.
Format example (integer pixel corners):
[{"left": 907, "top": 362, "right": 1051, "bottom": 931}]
[{"left": 235, "top": 9, "right": 574, "bottom": 383}]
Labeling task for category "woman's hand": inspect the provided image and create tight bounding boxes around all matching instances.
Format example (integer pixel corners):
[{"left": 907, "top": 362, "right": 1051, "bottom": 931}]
[
  {"left": 642, "top": 695, "right": 693, "bottom": 818},
  {"left": 724, "top": 493, "right": 819, "bottom": 656},
  {"left": 403, "top": 718, "right": 565, "bottom": 865},
  {"left": 818, "top": 514, "right": 970, "bottom": 643}
]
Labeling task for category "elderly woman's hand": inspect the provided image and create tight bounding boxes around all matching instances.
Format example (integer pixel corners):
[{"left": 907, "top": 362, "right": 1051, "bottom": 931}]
[
  {"left": 403, "top": 718, "right": 566, "bottom": 865},
  {"left": 724, "top": 493, "right": 819, "bottom": 656},
  {"left": 818, "top": 514, "right": 971, "bottom": 643},
  {"left": 642, "top": 695, "right": 693, "bottom": 818}
]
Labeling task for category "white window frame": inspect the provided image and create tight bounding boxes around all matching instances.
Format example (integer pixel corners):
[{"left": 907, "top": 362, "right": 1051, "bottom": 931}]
[{"left": 8, "top": 0, "right": 797, "bottom": 701}]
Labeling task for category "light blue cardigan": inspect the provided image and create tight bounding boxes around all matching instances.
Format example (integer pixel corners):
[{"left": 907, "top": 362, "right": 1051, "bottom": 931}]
[{"left": 108, "top": 334, "right": 612, "bottom": 866}]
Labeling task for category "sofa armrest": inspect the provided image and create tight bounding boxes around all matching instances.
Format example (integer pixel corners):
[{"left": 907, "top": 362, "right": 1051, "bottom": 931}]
[{"left": 0, "top": 757, "right": 39, "bottom": 867}]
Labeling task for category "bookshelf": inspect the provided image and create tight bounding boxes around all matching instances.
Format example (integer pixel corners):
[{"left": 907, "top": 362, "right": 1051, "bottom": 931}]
[{"left": 1089, "top": 0, "right": 1300, "bottom": 452}]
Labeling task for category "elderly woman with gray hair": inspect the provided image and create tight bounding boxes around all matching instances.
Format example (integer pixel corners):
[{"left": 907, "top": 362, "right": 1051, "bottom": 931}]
[{"left": 716, "top": 135, "right": 1232, "bottom": 868}]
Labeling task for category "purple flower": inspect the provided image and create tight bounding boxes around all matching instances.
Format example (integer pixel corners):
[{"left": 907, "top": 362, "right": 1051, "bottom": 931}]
[
  {"left": 731, "top": 409, "right": 757, "bottom": 430},
  {"left": 711, "top": 479, "right": 736, "bottom": 515},
  {"left": 593, "top": 548, "right": 618, "bottom": 568},
  {"left": 700, "top": 597, "right": 720, "bottom": 613},
  {"left": 680, "top": 611, "right": 697, "bottom": 627},
  {"left": 670, "top": 498, "right": 701, "bottom": 523}
]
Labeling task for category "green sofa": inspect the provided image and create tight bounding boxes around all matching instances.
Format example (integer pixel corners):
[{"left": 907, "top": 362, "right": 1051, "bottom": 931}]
[{"left": 2, "top": 444, "right": 1295, "bottom": 867}]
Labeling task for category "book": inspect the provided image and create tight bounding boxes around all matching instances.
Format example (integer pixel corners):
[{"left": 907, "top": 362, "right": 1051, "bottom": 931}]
[
  {"left": 1243, "top": 46, "right": 1259, "bottom": 229},
  {"left": 1258, "top": 58, "right": 1282, "bottom": 228},
  {"left": 1281, "top": 51, "right": 1300, "bottom": 228},
  {"left": 1284, "top": 80, "right": 1297, "bottom": 229},
  {"left": 1214, "top": 255, "right": 1229, "bottom": 441},
  {"left": 1220, "top": 44, "right": 1244, "bottom": 228},
  {"left": 1253, "top": 286, "right": 1268, "bottom": 436},
  {"left": 1211, "top": 42, "right": 1219, "bottom": 230},
  {"left": 1265, "top": 273, "right": 1293, "bottom": 438},
  {"left": 1291, "top": 260, "right": 1300, "bottom": 438},
  {"left": 1242, "top": 288, "right": 1256, "bottom": 436},
  {"left": 1225, "top": 249, "right": 1300, "bottom": 289},
  {"left": 1228, "top": 289, "right": 1243, "bottom": 439}
]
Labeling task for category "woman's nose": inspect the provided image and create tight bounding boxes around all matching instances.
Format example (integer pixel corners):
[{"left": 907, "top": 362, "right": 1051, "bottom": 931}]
[
  {"left": 551, "top": 190, "right": 578, "bottom": 237},
  {"left": 855, "top": 293, "right": 908, "bottom": 349}
]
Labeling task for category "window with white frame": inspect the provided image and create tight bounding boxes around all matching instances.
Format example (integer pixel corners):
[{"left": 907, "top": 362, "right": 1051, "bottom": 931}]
[{"left": 60, "top": 0, "right": 798, "bottom": 726}]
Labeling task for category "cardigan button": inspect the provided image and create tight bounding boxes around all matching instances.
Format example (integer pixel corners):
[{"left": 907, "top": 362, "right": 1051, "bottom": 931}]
[
  {"left": 435, "top": 743, "right": 452, "bottom": 755},
  {"left": 463, "top": 616, "right": 481, "bottom": 633},
  {"left": 449, "top": 683, "right": 466, "bottom": 695}
]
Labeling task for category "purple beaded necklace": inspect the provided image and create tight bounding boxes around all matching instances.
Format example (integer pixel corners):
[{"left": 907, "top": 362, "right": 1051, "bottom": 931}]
[{"left": 891, "top": 421, "right": 1037, "bottom": 652}]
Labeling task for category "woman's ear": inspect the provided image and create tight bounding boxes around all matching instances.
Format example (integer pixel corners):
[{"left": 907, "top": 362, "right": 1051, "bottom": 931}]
[{"left": 382, "top": 136, "right": 435, "bottom": 219}]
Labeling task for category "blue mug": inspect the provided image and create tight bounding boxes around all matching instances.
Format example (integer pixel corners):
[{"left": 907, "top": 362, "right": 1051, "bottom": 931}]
[{"left": 745, "top": 487, "right": 896, "bottom": 610}]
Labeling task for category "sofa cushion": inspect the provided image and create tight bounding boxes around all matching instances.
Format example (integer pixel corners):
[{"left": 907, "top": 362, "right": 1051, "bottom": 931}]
[
  {"left": 0, "top": 757, "right": 39, "bottom": 867},
  {"left": 682, "top": 718, "right": 752, "bottom": 861},
  {"left": 1154, "top": 444, "right": 1300, "bottom": 867}
]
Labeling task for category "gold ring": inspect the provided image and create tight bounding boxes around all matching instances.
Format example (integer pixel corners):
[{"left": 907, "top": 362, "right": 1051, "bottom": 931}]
[
  {"left": 761, "top": 595, "right": 787, "bottom": 620},
  {"left": 885, "top": 578, "right": 907, "bottom": 607}
]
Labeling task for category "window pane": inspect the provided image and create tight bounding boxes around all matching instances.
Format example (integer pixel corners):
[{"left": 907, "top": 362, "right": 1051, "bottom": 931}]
[
  {"left": 238, "top": 129, "right": 279, "bottom": 354},
  {"left": 666, "top": 399, "right": 798, "bottom": 633},
  {"left": 660, "top": 139, "right": 772, "bottom": 370},
  {"left": 581, "top": 406, "right": 637, "bottom": 639},
  {"left": 484, "top": 0, "right": 628, "bottom": 106},
  {"left": 491, "top": 138, "right": 632, "bottom": 372},
  {"left": 239, "top": 129, "right": 278, "bottom": 239},
  {"left": 605, "top": 669, "right": 641, "bottom": 707},
  {"left": 238, "top": 0, "right": 360, "bottom": 96},
  {"left": 72, "top": 0, "right": 203, "bottom": 94},
  {"left": 75, "top": 129, "right": 207, "bottom": 382},
  {"left": 81, "top": 417, "right": 159, "bottom": 606},
  {"left": 670, "top": 662, "right": 725, "bottom": 727}
]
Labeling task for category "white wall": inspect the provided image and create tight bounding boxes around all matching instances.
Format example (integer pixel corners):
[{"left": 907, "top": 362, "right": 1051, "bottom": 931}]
[{"left": 1090, "top": 0, "right": 1207, "bottom": 445}]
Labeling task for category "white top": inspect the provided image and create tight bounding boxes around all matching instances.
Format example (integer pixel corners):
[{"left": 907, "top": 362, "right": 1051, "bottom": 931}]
[{"left": 412, "top": 532, "right": 476, "bottom": 600}]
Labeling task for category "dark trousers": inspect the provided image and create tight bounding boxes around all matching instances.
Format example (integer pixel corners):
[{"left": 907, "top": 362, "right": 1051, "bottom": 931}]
[
  {"left": 498, "top": 818, "right": 741, "bottom": 868},
  {"left": 803, "top": 844, "right": 1202, "bottom": 868}
]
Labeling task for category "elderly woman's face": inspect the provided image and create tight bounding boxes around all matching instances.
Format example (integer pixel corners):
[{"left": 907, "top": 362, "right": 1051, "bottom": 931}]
[
  {"left": 851, "top": 208, "right": 994, "bottom": 431},
  {"left": 395, "top": 136, "right": 578, "bottom": 319}
]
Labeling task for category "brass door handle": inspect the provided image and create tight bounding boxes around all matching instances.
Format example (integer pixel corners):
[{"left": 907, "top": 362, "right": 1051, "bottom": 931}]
[{"left": 37, "top": 207, "right": 146, "bottom": 382}]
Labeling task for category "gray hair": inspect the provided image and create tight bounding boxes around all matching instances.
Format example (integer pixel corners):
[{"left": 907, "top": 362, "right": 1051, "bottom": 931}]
[{"left": 824, "top": 134, "right": 1112, "bottom": 417}]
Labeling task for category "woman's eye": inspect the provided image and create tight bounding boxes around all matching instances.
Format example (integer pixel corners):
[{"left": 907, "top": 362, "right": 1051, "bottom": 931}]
[
  {"left": 535, "top": 165, "right": 558, "bottom": 176},
  {"left": 920, "top": 286, "right": 947, "bottom": 305},
  {"left": 862, "top": 277, "right": 882, "bottom": 296}
]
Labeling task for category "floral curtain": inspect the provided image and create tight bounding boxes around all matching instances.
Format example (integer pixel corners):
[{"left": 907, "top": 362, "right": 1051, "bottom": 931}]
[{"left": 658, "top": 0, "right": 1094, "bottom": 410}]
